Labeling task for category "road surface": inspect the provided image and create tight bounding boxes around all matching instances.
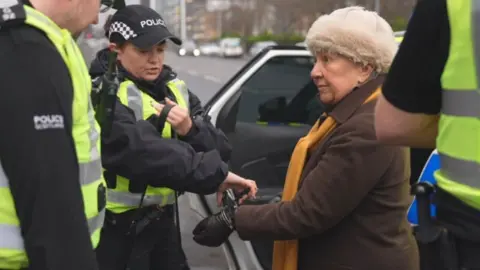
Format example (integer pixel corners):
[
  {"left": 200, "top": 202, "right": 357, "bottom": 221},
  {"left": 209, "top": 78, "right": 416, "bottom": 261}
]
[
  {"left": 164, "top": 52, "right": 247, "bottom": 104},
  {"left": 81, "top": 46, "right": 249, "bottom": 269}
]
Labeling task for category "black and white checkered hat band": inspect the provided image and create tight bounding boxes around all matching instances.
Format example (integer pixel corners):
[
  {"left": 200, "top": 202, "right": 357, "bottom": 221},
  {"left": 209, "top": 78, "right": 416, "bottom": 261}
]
[{"left": 109, "top": 21, "right": 138, "bottom": 40}]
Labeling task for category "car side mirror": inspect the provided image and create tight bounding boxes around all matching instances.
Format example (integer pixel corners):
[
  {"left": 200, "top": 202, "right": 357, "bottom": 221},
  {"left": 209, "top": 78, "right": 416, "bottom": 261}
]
[{"left": 258, "top": 96, "right": 287, "bottom": 122}]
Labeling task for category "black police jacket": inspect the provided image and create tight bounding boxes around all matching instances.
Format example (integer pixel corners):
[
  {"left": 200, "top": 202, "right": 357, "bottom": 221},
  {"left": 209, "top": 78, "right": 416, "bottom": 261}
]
[{"left": 89, "top": 48, "right": 231, "bottom": 195}]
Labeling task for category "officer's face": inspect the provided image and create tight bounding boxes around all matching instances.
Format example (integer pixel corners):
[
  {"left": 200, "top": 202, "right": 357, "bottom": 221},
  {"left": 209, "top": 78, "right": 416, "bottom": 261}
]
[{"left": 113, "top": 42, "right": 166, "bottom": 82}]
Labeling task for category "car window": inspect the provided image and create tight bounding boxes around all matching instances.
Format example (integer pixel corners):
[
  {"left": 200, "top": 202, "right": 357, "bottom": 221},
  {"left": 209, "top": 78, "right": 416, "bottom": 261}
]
[{"left": 236, "top": 56, "right": 324, "bottom": 126}]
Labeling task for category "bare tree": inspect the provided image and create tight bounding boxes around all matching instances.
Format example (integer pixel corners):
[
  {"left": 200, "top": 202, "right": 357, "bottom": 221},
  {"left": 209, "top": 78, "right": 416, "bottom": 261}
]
[{"left": 220, "top": 0, "right": 415, "bottom": 37}]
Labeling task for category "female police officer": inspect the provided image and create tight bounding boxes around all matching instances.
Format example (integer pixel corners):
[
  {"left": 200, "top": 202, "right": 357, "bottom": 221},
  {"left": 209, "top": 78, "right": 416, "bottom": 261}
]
[{"left": 89, "top": 5, "right": 257, "bottom": 270}]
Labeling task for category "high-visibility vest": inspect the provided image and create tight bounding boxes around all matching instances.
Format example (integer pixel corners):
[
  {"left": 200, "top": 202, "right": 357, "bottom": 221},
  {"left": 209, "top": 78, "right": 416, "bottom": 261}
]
[
  {"left": 0, "top": 5, "right": 106, "bottom": 269},
  {"left": 437, "top": 0, "right": 480, "bottom": 210},
  {"left": 106, "top": 79, "right": 190, "bottom": 214}
]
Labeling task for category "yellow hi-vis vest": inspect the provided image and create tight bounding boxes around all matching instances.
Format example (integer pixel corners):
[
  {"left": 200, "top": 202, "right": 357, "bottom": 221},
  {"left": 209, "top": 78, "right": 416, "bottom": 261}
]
[
  {"left": 437, "top": 0, "right": 480, "bottom": 210},
  {"left": 106, "top": 79, "right": 190, "bottom": 214},
  {"left": 0, "top": 5, "right": 106, "bottom": 269}
]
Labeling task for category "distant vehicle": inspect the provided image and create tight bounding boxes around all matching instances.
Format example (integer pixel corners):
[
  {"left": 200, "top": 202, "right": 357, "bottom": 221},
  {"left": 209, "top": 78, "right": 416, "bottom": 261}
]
[
  {"left": 248, "top": 41, "right": 278, "bottom": 56},
  {"left": 394, "top": 31, "right": 405, "bottom": 44},
  {"left": 219, "top": 37, "right": 244, "bottom": 58},
  {"left": 394, "top": 31, "right": 405, "bottom": 37},
  {"left": 199, "top": 42, "right": 221, "bottom": 56},
  {"left": 178, "top": 40, "right": 201, "bottom": 57},
  {"left": 295, "top": 41, "right": 306, "bottom": 47}
]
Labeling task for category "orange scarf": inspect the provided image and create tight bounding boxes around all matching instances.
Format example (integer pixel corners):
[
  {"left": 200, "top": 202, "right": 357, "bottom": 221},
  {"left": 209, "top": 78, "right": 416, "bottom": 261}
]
[{"left": 271, "top": 88, "right": 380, "bottom": 270}]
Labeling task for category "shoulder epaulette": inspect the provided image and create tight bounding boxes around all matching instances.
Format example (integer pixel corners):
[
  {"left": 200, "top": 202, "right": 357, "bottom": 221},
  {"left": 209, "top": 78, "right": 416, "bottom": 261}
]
[{"left": 0, "top": 2, "right": 26, "bottom": 28}]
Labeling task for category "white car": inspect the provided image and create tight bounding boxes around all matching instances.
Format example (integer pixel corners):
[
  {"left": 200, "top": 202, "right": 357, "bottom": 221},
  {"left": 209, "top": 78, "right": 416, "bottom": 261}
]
[
  {"left": 295, "top": 41, "right": 306, "bottom": 47},
  {"left": 187, "top": 45, "right": 433, "bottom": 269},
  {"left": 199, "top": 43, "right": 222, "bottom": 56},
  {"left": 178, "top": 40, "right": 201, "bottom": 57},
  {"left": 248, "top": 41, "right": 278, "bottom": 56},
  {"left": 394, "top": 31, "right": 405, "bottom": 44},
  {"left": 394, "top": 31, "right": 405, "bottom": 37},
  {"left": 219, "top": 37, "right": 244, "bottom": 58}
]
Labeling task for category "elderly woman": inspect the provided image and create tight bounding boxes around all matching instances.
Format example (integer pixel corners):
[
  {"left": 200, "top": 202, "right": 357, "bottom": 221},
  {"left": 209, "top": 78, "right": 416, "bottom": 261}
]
[{"left": 192, "top": 6, "right": 419, "bottom": 270}]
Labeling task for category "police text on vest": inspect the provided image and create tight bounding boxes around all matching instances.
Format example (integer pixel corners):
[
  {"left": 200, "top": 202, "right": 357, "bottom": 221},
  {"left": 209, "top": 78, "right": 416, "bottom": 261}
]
[
  {"left": 33, "top": 115, "right": 64, "bottom": 130},
  {"left": 140, "top": 19, "right": 165, "bottom": 28}
]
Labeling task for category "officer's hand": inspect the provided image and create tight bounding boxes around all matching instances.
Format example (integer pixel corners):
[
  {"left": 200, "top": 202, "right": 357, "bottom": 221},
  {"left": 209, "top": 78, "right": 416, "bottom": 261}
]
[
  {"left": 217, "top": 172, "right": 257, "bottom": 206},
  {"left": 152, "top": 98, "right": 193, "bottom": 136}
]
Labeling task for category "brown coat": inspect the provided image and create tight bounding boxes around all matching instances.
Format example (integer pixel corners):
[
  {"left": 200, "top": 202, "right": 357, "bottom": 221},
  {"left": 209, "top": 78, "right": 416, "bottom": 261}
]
[{"left": 235, "top": 76, "right": 419, "bottom": 270}]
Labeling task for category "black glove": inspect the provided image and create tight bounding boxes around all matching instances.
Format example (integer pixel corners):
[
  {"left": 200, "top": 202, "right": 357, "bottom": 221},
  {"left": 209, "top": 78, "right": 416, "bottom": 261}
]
[{"left": 192, "top": 189, "right": 238, "bottom": 247}]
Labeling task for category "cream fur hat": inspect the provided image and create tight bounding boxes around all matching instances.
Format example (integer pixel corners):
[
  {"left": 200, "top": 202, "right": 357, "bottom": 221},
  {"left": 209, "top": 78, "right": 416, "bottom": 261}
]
[{"left": 305, "top": 6, "right": 397, "bottom": 73}]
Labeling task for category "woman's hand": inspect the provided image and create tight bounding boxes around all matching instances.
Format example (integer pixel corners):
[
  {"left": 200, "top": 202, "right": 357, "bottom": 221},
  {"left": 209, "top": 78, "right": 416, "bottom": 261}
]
[
  {"left": 217, "top": 172, "right": 258, "bottom": 206},
  {"left": 152, "top": 98, "right": 192, "bottom": 136}
]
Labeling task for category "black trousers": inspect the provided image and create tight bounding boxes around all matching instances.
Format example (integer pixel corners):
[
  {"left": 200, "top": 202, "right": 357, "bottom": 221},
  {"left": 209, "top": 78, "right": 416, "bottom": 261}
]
[
  {"left": 95, "top": 206, "right": 189, "bottom": 270},
  {"left": 417, "top": 188, "right": 480, "bottom": 270}
]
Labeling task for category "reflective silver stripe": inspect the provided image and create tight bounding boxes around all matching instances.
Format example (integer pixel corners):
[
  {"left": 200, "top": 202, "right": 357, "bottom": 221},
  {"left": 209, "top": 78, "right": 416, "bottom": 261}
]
[
  {"left": 0, "top": 209, "right": 105, "bottom": 251},
  {"left": 0, "top": 156, "right": 100, "bottom": 188},
  {"left": 0, "top": 224, "right": 23, "bottom": 250},
  {"left": 442, "top": 90, "right": 480, "bottom": 117},
  {"left": 107, "top": 189, "right": 176, "bottom": 207},
  {"left": 126, "top": 84, "right": 144, "bottom": 121},
  {"left": 88, "top": 208, "right": 105, "bottom": 234},
  {"left": 439, "top": 153, "right": 480, "bottom": 188},
  {"left": 79, "top": 159, "right": 102, "bottom": 185},
  {"left": 169, "top": 79, "right": 190, "bottom": 109}
]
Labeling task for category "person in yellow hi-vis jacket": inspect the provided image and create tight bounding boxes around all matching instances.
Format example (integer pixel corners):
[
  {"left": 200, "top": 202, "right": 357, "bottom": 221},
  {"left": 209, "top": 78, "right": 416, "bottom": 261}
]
[
  {"left": 0, "top": 0, "right": 106, "bottom": 269},
  {"left": 192, "top": 7, "right": 419, "bottom": 270},
  {"left": 375, "top": 0, "right": 480, "bottom": 268},
  {"left": 89, "top": 5, "right": 257, "bottom": 270}
]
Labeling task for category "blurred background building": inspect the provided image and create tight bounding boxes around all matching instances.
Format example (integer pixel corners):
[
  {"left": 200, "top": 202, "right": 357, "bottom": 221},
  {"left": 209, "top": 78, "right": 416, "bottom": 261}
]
[
  {"left": 141, "top": 0, "right": 415, "bottom": 44},
  {"left": 101, "top": 0, "right": 416, "bottom": 54}
]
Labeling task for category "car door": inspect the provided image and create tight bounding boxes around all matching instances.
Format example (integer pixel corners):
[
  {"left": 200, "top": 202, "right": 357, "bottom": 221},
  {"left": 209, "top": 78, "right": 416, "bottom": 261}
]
[{"left": 187, "top": 47, "right": 322, "bottom": 270}]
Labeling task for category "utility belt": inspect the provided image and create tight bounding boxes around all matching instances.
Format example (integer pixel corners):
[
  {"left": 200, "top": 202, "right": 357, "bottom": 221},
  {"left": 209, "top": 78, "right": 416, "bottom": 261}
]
[
  {"left": 106, "top": 203, "right": 178, "bottom": 270},
  {"left": 105, "top": 204, "right": 173, "bottom": 236},
  {"left": 412, "top": 183, "right": 480, "bottom": 270}
]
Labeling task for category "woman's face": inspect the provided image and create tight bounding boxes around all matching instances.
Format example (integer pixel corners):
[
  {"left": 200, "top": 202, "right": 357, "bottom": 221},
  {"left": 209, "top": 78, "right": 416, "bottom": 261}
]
[
  {"left": 113, "top": 42, "right": 167, "bottom": 81},
  {"left": 311, "top": 52, "right": 373, "bottom": 105}
]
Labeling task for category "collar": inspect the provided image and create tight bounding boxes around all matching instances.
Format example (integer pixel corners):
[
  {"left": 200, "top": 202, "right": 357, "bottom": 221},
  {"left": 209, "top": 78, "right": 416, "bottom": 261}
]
[
  {"left": 328, "top": 74, "right": 385, "bottom": 124},
  {"left": 119, "top": 64, "right": 176, "bottom": 100}
]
